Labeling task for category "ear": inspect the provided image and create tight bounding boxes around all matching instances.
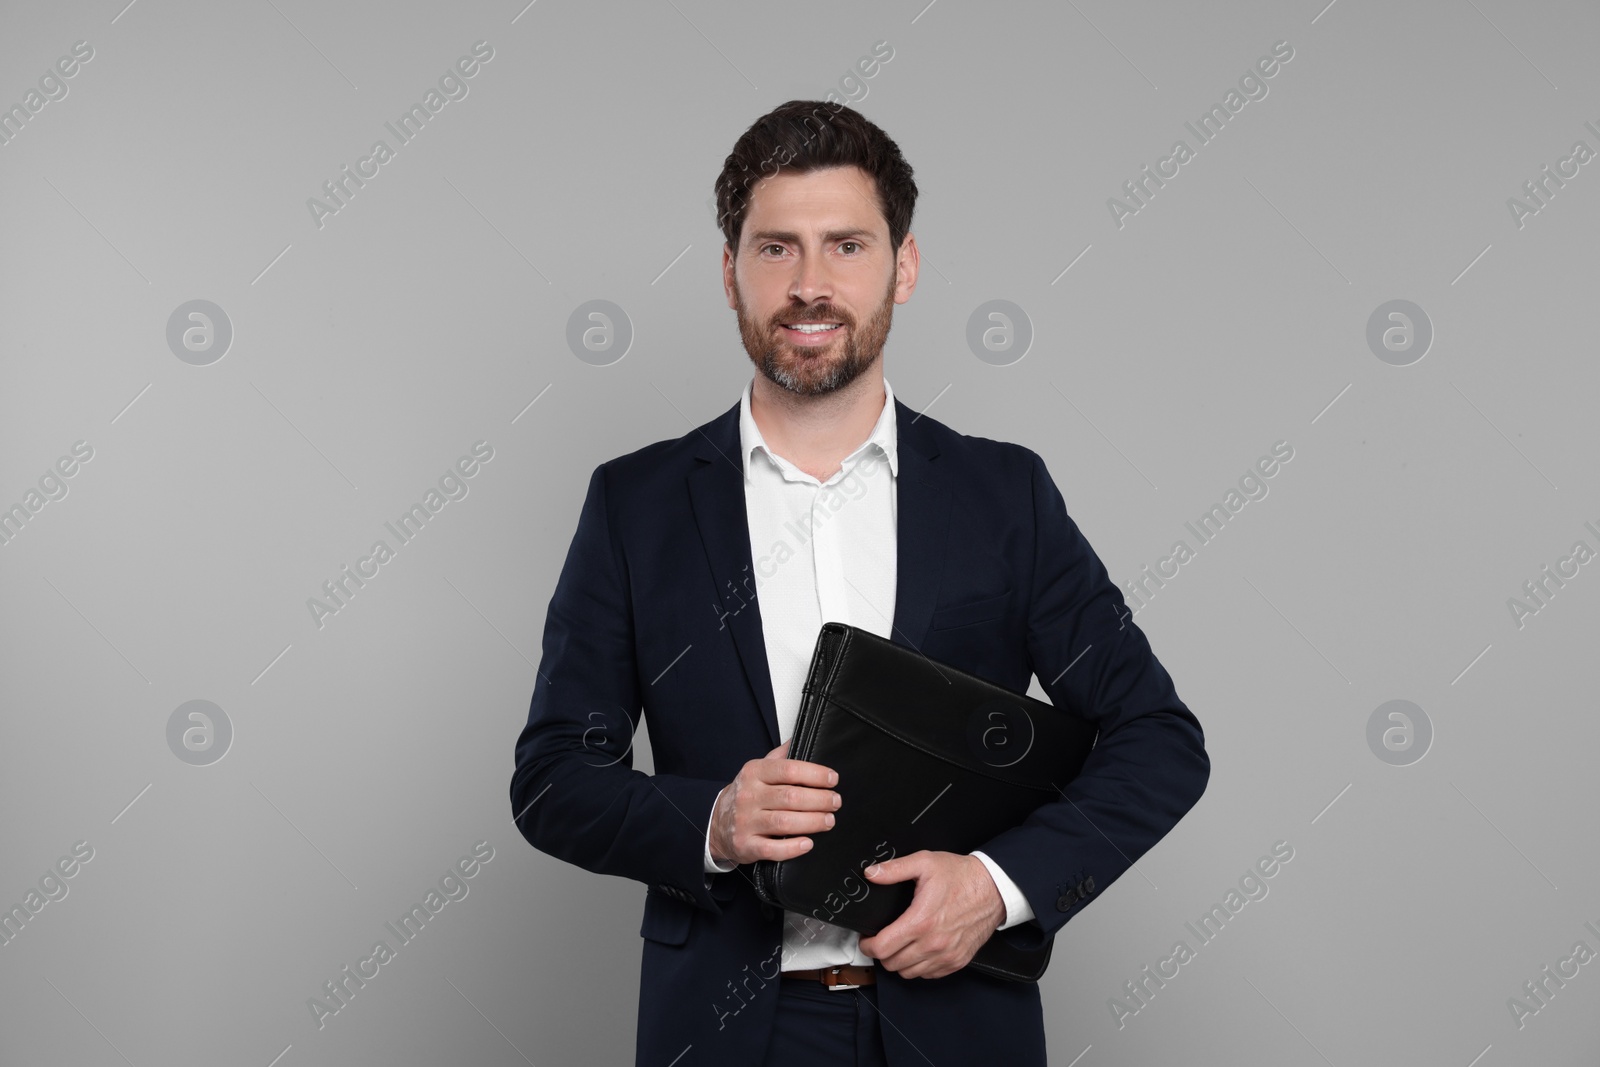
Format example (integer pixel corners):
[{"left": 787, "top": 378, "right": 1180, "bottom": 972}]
[
  {"left": 893, "top": 232, "right": 919, "bottom": 305},
  {"left": 722, "top": 243, "right": 737, "bottom": 310}
]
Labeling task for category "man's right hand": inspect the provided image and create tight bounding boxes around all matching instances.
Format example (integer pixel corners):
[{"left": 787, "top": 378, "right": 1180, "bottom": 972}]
[{"left": 708, "top": 739, "right": 840, "bottom": 866}]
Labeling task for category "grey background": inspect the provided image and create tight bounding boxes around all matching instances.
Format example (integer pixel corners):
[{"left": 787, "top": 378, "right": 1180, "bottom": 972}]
[{"left": 2, "top": 0, "right": 1596, "bottom": 1064}]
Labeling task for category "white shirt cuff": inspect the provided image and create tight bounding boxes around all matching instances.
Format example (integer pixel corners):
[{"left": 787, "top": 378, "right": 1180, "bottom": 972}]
[
  {"left": 704, "top": 786, "right": 737, "bottom": 874},
  {"left": 971, "top": 850, "right": 1035, "bottom": 930}
]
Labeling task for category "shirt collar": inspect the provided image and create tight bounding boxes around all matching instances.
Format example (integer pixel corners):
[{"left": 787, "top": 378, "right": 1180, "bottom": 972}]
[{"left": 739, "top": 376, "right": 899, "bottom": 481}]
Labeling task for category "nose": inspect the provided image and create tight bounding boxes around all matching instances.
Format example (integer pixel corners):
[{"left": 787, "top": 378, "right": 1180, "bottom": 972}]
[{"left": 788, "top": 250, "right": 833, "bottom": 306}]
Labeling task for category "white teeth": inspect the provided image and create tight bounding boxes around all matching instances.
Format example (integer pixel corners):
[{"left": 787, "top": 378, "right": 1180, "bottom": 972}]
[{"left": 788, "top": 323, "right": 840, "bottom": 333}]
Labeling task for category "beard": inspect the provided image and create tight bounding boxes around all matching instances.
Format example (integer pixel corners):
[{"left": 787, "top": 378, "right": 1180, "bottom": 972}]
[{"left": 734, "top": 272, "right": 896, "bottom": 398}]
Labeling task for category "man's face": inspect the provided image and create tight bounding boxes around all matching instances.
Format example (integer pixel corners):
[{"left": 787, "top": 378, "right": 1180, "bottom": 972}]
[{"left": 723, "top": 165, "right": 917, "bottom": 398}]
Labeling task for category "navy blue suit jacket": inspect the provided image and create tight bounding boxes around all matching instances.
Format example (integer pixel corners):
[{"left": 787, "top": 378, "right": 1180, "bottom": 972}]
[{"left": 510, "top": 395, "right": 1209, "bottom": 1066}]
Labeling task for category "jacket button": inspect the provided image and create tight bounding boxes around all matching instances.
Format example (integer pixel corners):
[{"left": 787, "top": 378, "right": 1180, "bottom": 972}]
[{"left": 1056, "top": 893, "right": 1074, "bottom": 912}]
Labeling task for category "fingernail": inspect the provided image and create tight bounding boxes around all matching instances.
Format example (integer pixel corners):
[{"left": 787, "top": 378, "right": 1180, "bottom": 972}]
[{"left": 824, "top": 814, "right": 834, "bottom": 827}]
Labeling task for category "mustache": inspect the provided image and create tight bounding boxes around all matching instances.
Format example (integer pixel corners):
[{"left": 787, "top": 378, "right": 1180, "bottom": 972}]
[{"left": 774, "top": 305, "right": 852, "bottom": 327}]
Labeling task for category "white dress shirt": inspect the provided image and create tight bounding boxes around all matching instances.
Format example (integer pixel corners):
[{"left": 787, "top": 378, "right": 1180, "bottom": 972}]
[{"left": 701, "top": 376, "right": 1035, "bottom": 976}]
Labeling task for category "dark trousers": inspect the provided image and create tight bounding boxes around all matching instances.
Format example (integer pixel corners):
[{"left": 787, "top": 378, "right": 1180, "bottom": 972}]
[{"left": 760, "top": 977, "right": 889, "bottom": 1066}]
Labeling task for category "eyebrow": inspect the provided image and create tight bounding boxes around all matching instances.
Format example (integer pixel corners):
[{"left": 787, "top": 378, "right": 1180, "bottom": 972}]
[{"left": 746, "top": 229, "right": 874, "bottom": 246}]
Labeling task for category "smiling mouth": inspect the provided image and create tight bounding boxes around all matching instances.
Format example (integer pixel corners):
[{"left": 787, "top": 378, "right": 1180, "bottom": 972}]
[{"left": 780, "top": 322, "right": 843, "bottom": 335}]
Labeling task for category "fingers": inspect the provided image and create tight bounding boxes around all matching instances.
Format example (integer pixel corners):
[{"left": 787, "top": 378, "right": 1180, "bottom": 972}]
[
  {"left": 756, "top": 833, "right": 818, "bottom": 862},
  {"left": 864, "top": 851, "right": 924, "bottom": 884},
  {"left": 758, "top": 756, "right": 838, "bottom": 789},
  {"left": 737, "top": 785, "right": 837, "bottom": 860},
  {"left": 763, "top": 738, "right": 837, "bottom": 789},
  {"left": 719, "top": 764, "right": 839, "bottom": 866},
  {"left": 726, "top": 809, "right": 827, "bottom": 863},
  {"left": 760, "top": 780, "right": 841, "bottom": 814},
  {"left": 720, "top": 742, "right": 842, "bottom": 865}
]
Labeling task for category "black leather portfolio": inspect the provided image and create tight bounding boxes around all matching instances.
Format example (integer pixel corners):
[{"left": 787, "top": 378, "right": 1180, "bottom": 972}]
[{"left": 752, "top": 622, "right": 1099, "bottom": 982}]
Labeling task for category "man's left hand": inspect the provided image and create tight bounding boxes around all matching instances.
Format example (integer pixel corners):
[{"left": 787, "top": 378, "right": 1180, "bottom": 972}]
[{"left": 857, "top": 851, "right": 1006, "bottom": 979}]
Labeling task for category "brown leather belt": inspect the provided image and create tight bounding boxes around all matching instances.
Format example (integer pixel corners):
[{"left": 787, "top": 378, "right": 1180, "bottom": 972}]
[{"left": 782, "top": 964, "right": 877, "bottom": 987}]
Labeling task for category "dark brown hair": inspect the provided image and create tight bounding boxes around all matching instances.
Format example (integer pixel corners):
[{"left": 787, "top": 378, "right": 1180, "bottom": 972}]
[{"left": 714, "top": 99, "right": 918, "bottom": 254}]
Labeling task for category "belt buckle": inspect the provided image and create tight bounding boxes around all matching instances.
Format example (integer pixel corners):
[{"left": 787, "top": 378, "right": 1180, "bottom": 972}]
[{"left": 823, "top": 965, "right": 857, "bottom": 990}]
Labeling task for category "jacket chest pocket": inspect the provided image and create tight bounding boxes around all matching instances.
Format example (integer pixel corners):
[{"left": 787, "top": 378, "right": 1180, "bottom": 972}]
[{"left": 639, "top": 890, "right": 693, "bottom": 945}]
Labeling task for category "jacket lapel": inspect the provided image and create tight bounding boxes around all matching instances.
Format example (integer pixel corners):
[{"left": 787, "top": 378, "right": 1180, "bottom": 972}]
[
  {"left": 689, "top": 402, "right": 782, "bottom": 747},
  {"left": 686, "top": 394, "right": 951, "bottom": 750},
  {"left": 889, "top": 398, "right": 952, "bottom": 655}
]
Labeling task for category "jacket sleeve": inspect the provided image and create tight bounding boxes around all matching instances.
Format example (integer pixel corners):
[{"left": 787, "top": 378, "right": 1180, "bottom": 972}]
[
  {"left": 509, "top": 462, "right": 732, "bottom": 913},
  {"left": 974, "top": 449, "right": 1209, "bottom": 949}
]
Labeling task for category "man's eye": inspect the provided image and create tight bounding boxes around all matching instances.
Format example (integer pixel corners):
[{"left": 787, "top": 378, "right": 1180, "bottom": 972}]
[
  {"left": 763, "top": 244, "right": 785, "bottom": 256},
  {"left": 840, "top": 242, "right": 860, "bottom": 254}
]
